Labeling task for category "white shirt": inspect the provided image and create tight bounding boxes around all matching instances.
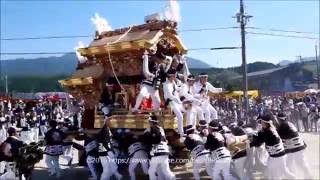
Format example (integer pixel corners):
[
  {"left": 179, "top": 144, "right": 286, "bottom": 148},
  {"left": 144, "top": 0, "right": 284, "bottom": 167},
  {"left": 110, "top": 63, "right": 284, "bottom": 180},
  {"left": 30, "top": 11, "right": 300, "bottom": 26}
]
[
  {"left": 0, "top": 127, "right": 7, "bottom": 144},
  {"left": 0, "top": 117, "right": 5, "bottom": 122},
  {"left": 20, "top": 118, "right": 27, "bottom": 127},
  {"left": 163, "top": 80, "right": 181, "bottom": 103},
  {"left": 179, "top": 83, "right": 201, "bottom": 104},
  {"left": 194, "top": 81, "right": 223, "bottom": 95},
  {"left": 142, "top": 52, "right": 155, "bottom": 80}
]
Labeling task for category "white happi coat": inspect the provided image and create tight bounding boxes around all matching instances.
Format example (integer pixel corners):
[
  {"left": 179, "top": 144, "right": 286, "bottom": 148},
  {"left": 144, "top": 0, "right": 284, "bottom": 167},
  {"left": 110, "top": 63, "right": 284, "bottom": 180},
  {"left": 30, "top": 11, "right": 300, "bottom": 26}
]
[{"left": 194, "top": 81, "right": 222, "bottom": 122}]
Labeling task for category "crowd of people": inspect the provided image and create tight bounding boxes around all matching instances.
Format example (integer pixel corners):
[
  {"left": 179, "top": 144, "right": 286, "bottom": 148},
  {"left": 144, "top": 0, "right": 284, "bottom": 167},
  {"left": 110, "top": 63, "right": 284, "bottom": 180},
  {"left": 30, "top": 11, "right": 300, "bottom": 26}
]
[
  {"left": 211, "top": 93, "right": 320, "bottom": 133},
  {"left": 0, "top": 99, "right": 82, "bottom": 179},
  {"left": 0, "top": 47, "right": 318, "bottom": 179},
  {"left": 0, "top": 54, "right": 319, "bottom": 180},
  {"left": 0, "top": 89, "right": 317, "bottom": 179}
]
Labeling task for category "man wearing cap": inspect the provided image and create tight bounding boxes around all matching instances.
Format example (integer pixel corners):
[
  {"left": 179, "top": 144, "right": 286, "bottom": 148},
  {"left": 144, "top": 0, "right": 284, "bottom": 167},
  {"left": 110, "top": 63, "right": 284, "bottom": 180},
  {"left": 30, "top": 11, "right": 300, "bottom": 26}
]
[
  {"left": 180, "top": 74, "right": 205, "bottom": 123},
  {"left": 183, "top": 125, "right": 212, "bottom": 180},
  {"left": 277, "top": 113, "right": 313, "bottom": 179},
  {"left": 144, "top": 115, "right": 175, "bottom": 180},
  {"left": 194, "top": 72, "right": 222, "bottom": 122},
  {"left": 249, "top": 115, "right": 295, "bottom": 179},
  {"left": 163, "top": 69, "right": 185, "bottom": 138},
  {"left": 132, "top": 49, "right": 172, "bottom": 113}
]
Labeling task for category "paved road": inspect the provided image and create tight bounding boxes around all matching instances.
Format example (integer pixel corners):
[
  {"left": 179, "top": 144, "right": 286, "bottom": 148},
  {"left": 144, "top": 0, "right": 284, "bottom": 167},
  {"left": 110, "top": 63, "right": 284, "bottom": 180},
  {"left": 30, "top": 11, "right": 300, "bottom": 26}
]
[{"left": 32, "top": 133, "right": 320, "bottom": 180}]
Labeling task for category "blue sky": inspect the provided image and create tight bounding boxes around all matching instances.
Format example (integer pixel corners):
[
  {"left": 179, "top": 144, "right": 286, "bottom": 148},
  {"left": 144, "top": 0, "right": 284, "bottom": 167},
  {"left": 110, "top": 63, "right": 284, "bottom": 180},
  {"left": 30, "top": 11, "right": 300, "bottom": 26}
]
[{"left": 1, "top": 0, "right": 319, "bottom": 67}]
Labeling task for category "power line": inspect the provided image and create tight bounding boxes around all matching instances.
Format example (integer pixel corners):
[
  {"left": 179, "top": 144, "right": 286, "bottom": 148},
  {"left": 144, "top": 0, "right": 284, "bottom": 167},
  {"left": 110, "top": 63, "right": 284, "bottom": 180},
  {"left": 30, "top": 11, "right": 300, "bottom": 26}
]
[
  {"left": 0, "top": 47, "right": 242, "bottom": 55},
  {"left": 246, "top": 31, "right": 318, "bottom": 40},
  {"left": 1, "top": 35, "right": 92, "bottom": 41},
  {"left": 1, "top": 26, "right": 318, "bottom": 41},
  {"left": 247, "top": 27, "right": 318, "bottom": 35},
  {"left": 0, "top": 27, "right": 238, "bottom": 41},
  {"left": 179, "top": 26, "right": 238, "bottom": 32}
]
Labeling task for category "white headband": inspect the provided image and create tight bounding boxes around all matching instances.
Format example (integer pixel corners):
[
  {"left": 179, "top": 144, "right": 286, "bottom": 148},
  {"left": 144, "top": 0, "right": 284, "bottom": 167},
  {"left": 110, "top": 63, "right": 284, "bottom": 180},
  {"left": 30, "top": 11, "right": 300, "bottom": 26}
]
[
  {"left": 186, "top": 127, "right": 195, "bottom": 132},
  {"left": 199, "top": 75, "right": 208, "bottom": 77},
  {"left": 148, "top": 117, "right": 158, "bottom": 123}
]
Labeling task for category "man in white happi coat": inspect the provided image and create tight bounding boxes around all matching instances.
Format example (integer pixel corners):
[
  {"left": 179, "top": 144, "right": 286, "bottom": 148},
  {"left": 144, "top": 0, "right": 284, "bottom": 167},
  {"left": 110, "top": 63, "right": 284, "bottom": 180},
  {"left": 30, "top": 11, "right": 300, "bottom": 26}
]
[
  {"left": 97, "top": 117, "right": 122, "bottom": 180},
  {"left": 250, "top": 115, "right": 295, "bottom": 180},
  {"left": 127, "top": 135, "right": 149, "bottom": 180},
  {"left": 44, "top": 120, "right": 66, "bottom": 178},
  {"left": 179, "top": 74, "right": 205, "bottom": 125},
  {"left": 132, "top": 49, "right": 172, "bottom": 112},
  {"left": 194, "top": 72, "right": 222, "bottom": 123},
  {"left": 144, "top": 115, "right": 175, "bottom": 180},
  {"left": 184, "top": 125, "right": 212, "bottom": 180},
  {"left": 182, "top": 100, "right": 199, "bottom": 127},
  {"left": 205, "top": 121, "right": 234, "bottom": 180},
  {"left": 163, "top": 69, "right": 185, "bottom": 138},
  {"left": 277, "top": 113, "right": 313, "bottom": 179}
]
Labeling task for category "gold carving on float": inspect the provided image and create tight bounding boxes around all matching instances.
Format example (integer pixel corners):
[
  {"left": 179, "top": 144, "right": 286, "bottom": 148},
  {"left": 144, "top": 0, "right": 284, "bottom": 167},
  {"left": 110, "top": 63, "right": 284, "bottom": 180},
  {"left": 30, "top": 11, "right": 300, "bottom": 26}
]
[
  {"left": 94, "top": 114, "right": 178, "bottom": 129},
  {"left": 58, "top": 77, "right": 93, "bottom": 86}
]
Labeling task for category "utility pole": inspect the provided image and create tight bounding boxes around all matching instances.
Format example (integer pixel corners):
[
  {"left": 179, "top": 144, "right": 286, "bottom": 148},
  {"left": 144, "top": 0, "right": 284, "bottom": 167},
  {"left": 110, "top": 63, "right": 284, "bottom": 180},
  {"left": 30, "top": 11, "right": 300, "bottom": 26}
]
[
  {"left": 5, "top": 75, "right": 8, "bottom": 95},
  {"left": 316, "top": 44, "right": 319, "bottom": 89},
  {"left": 234, "top": 0, "right": 252, "bottom": 122},
  {"left": 296, "top": 55, "right": 303, "bottom": 64}
]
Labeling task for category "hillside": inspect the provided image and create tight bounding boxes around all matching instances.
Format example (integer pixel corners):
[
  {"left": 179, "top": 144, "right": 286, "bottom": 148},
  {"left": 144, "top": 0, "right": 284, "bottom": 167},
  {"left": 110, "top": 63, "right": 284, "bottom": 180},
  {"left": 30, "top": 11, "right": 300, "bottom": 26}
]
[
  {"left": 186, "top": 57, "right": 212, "bottom": 69},
  {"left": 1, "top": 54, "right": 211, "bottom": 76},
  {"left": 229, "top": 61, "right": 318, "bottom": 92},
  {"left": 1, "top": 53, "right": 76, "bottom": 77},
  {"left": 0, "top": 54, "right": 317, "bottom": 92}
]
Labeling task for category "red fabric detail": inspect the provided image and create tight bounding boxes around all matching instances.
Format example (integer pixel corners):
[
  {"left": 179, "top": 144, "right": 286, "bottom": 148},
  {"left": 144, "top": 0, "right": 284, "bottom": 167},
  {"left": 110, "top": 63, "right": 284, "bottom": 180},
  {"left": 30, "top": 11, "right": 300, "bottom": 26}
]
[{"left": 140, "top": 97, "right": 153, "bottom": 110}]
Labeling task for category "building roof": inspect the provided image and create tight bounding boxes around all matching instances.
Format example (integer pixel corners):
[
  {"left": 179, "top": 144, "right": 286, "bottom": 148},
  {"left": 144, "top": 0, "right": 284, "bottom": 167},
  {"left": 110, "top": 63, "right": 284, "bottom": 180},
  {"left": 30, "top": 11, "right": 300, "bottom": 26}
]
[
  {"left": 77, "top": 20, "right": 187, "bottom": 56},
  {"left": 232, "top": 66, "right": 288, "bottom": 80},
  {"left": 72, "top": 65, "right": 104, "bottom": 79},
  {"left": 89, "top": 30, "right": 161, "bottom": 47},
  {"left": 58, "top": 65, "right": 104, "bottom": 87}
]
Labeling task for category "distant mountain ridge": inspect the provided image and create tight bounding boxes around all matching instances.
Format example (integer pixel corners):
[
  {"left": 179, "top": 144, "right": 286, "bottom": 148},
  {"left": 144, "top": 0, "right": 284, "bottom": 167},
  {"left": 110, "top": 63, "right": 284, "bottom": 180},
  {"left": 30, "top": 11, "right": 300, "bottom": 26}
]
[
  {"left": 1, "top": 54, "right": 316, "bottom": 78},
  {"left": 0, "top": 53, "right": 212, "bottom": 76},
  {"left": 278, "top": 56, "right": 319, "bottom": 66},
  {"left": 1, "top": 53, "right": 77, "bottom": 77},
  {"left": 186, "top": 57, "right": 212, "bottom": 69},
  {"left": 1, "top": 54, "right": 318, "bottom": 92}
]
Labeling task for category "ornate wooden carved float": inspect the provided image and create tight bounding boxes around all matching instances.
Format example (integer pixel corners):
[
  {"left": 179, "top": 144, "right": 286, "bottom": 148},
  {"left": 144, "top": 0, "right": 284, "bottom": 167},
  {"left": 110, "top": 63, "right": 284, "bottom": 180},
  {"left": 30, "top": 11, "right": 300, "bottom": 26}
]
[{"left": 59, "top": 19, "right": 188, "bottom": 131}]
